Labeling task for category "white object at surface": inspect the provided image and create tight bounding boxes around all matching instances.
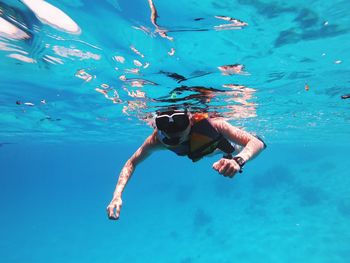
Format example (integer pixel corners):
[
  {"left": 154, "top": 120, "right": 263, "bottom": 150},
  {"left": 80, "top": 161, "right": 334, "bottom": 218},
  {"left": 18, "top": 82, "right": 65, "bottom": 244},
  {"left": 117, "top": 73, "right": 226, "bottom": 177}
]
[{"left": 21, "top": 0, "right": 81, "bottom": 34}]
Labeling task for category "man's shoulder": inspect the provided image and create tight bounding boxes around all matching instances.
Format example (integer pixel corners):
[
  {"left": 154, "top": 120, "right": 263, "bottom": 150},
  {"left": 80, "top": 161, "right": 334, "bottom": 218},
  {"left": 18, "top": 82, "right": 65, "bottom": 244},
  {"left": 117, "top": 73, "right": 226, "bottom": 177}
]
[
  {"left": 209, "top": 118, "right": 231, "bottom": 130},
  {"left": 145, "top": 130, "right": 159, "bottom": 144},
  {"left": 143, "top": 130, "right": 164, "bottom": 148}
]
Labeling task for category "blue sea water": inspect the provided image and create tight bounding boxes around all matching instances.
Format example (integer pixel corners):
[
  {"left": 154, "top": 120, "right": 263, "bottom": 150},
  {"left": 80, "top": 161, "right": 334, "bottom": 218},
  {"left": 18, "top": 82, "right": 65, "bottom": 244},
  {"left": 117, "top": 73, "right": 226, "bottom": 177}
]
[{"left": 1, "top": 0, "right": 350, "bottom": 262}]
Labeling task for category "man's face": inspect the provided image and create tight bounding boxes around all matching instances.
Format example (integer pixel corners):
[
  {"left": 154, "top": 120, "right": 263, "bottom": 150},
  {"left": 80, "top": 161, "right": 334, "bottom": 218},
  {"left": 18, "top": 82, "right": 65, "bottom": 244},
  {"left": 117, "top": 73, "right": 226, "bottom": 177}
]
[
  {"left": 155, "top": 110, "right": 191, "bottom": 146},
  {"left": 161, "top": 124, "right": 191, "bottom": 146}
]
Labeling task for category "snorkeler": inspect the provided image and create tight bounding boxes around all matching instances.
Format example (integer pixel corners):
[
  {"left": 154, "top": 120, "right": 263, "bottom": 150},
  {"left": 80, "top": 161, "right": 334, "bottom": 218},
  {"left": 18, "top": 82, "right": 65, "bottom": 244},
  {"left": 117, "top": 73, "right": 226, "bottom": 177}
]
[{"left": 107, "top": 108, "right": 266, "bottom": 220}]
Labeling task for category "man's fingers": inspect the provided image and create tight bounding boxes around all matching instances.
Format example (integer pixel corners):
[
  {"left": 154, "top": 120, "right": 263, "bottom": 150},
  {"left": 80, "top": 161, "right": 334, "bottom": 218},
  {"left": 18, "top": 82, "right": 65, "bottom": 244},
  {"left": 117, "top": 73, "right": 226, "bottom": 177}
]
[
  {"left": 212, "top": 161, "right": 220, "bottom": 170},
  {"left": 227, "top": 161, "right": 241, "bottom": 177},
  {"left": 107, "top": 206, "right": 115, "bottom": 218},
  {"left": 107, "top": 204, "right": 121, "bottom": 220},
  {"left": 219, "top": 162, "right": 230, "bottom": 175},
  {"left": 116, "top": 205, "right": 121, "bottom": 218},
  {"left": 109, "top": 214, "right": 117, "bottom": 220},
  {"left": 218, "top": 160, "right": 231, "bottom": 173},
  {"left": 214, "top": 159, "right": 242, "bottom": 178},
  {"left": 213, "top": 159, "right": 226, "bottom": 171},
  {"left": 225, "top": 166, "right": 236, "bottom": 177}
]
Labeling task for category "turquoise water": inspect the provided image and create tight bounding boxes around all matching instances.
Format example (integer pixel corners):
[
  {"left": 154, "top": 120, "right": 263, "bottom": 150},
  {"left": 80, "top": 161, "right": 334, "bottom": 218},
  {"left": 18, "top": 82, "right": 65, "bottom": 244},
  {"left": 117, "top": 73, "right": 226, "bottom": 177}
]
[{"left": 1, "top": 0, "right": 350, "bottom": 262}]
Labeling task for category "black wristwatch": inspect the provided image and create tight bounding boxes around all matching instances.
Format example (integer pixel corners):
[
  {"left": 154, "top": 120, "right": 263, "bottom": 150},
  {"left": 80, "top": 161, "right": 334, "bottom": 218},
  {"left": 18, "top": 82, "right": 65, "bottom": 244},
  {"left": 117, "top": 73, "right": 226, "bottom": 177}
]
[{"left": 233, "top": 156, "right": 245, "bottom": 173}]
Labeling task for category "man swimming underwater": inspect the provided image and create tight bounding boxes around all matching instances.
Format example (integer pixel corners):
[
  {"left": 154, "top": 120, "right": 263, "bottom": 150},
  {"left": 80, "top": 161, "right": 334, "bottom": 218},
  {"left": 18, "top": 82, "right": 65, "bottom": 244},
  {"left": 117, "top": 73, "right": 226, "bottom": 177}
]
[{"left": 107, "top": 109, "right": 266, "bottom": 220}]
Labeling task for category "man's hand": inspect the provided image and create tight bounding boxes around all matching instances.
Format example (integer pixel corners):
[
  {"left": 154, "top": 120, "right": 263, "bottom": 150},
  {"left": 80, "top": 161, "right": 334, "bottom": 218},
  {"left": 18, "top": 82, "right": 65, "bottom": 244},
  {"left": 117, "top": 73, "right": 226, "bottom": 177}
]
[
  {"left": 107, "top": 196, "right": 123, "bottom": 220},
  {"left": 212, "top": 158, "right": 241, "bottom": 178}
]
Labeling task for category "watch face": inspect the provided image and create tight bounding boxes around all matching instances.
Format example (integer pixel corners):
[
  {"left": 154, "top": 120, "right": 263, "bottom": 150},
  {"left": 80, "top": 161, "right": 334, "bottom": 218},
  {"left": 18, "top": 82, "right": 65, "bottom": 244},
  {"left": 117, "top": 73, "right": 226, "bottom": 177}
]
[{"left": 233, "top": 157, "right": 245, "bottom": 167}]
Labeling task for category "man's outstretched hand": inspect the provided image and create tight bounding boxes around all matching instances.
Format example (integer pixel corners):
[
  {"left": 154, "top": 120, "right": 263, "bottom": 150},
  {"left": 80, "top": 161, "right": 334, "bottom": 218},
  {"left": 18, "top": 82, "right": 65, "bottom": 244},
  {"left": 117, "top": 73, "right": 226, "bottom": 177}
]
[
  {"left": 213, "top": 158, "right": 241, "bottom": 178},
  {"left": 107, "top": 196, "right": 123, "bottom": 220}
]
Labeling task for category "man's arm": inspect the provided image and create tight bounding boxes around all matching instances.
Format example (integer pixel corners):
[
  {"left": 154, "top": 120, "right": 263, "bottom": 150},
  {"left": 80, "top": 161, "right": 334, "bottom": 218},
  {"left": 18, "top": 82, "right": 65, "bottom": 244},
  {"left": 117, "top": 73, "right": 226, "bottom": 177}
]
[
  {"left": 107, "top": 130, "right": 161, "bottom": 220},
  {"left": 211, "top": 119, "right": 265, "bottom": 177}
]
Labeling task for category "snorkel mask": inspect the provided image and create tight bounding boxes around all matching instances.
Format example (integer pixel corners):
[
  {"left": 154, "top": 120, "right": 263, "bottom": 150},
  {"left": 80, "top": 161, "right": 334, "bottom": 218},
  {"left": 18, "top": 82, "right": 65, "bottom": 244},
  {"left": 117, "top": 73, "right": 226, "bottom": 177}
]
[{"left": 155, "top": 109, "right": 190, "bottom": 146}]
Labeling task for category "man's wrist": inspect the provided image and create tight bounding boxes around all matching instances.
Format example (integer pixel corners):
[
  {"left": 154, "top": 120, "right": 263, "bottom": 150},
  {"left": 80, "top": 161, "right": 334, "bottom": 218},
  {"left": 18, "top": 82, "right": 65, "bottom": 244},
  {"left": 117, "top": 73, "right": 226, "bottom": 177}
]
[
  {"left": 114, "top": 189, "right": 122, "bottom": 199},
  {"left": 232, "top": 156, "right": 246, "bottom": 172}
]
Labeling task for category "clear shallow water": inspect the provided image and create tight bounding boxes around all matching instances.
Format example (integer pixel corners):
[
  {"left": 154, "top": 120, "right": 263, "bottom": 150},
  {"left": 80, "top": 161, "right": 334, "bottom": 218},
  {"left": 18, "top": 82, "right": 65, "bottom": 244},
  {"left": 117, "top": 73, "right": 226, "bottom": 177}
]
[
  {"left": 1, "top": 0, "right": 350, "bottom": 262},
  {"left": 1, "top": 143, "right": 350, "bottom": 263}
]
